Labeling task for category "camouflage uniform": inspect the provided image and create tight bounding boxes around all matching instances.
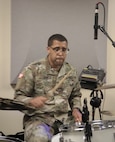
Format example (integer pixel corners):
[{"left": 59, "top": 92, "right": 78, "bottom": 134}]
[{"left": 14, "top": 57, "right": 82, "bottom": 142}]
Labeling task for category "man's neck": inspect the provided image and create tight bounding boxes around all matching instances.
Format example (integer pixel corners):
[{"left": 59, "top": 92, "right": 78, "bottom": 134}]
[{"left": 47, "top": 57, "right": 61, "bottom": 71}]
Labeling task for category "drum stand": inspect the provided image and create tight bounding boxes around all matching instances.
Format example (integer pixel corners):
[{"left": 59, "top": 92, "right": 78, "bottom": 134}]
[
  {"left": 92, "top": 106, "right": 102, "bottom": 120},
  {"left": 82, "top": 98, "right": 92, "bottom": 142},
  {"left": 84, "top": 122, "right": 92, "bottom": 142},
  {"left": 90, "top": 90, "right": 103, "bottom": 120}
]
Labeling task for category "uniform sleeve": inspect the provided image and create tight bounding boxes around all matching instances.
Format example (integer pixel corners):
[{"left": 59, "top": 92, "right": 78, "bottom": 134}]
[
  {"left": 14, "top": 65, "right": 34, "bottom": 103},
  {"left": 68, "top": 70, "right": 82, "bottom": 110}
]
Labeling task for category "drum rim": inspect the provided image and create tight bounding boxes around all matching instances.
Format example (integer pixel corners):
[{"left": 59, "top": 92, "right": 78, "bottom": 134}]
[{"left": 0, "top": 136, "right": 23, "bottom": 142}]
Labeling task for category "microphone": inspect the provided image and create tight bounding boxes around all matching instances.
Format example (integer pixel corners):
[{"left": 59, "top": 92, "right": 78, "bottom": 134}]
[{"left": 94, "top": 4, "right": 99, "bottom": 39}]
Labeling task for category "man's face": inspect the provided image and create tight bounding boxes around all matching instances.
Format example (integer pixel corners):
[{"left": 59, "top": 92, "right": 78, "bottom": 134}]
[{"left": 47, "top": 40, "right": 68, "bottom": 68}]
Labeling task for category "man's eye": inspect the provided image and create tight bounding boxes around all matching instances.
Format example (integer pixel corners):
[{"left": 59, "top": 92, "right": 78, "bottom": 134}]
[
  {"left": 62, "top": 48, "right": 66, "bottom": 51},
  {"left": 54, "top": 47, "right": 60, "bottom": 51}
]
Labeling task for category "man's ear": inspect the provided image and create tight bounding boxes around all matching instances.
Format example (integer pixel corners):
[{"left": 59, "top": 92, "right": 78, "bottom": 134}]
[{"left": 47, "top": 47, "right": 50, "bottom": 54}]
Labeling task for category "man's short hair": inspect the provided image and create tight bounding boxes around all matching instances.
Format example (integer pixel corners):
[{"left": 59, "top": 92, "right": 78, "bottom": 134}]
[{"left": 48, "top": 34, "right": 68, "bottom": 46}]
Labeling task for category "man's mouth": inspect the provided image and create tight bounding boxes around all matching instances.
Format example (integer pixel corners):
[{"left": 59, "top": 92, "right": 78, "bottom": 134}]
[{"left": 56, "top": 58, "right": 64, "bottom": 61}]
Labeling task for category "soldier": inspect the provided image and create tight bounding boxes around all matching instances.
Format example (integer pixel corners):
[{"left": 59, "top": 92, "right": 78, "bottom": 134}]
[{"left": 14, "top": 34, "right": 82, "bottom": 142}]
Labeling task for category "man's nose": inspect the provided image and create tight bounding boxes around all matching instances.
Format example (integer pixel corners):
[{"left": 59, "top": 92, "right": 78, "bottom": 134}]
[{"left": 58, "top": 50, "right": 64, "bottom": 55}]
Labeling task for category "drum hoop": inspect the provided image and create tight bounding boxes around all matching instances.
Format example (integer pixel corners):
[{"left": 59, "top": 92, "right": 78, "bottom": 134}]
[
  {"left": 91, "top": 120, "right": 115, "bottom": 130},
  {"left": 0, "top": 136, "right": 23, "bottom": 142}
]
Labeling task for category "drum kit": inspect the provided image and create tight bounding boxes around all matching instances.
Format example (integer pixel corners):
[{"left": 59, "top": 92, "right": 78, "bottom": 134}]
[
  {"left": 51, "top": 83, "right": 115, "bottom": 142},
  {"left": 0, "top": 83, "right": 115, "bottom": 142},
  {"left": 51, "top": 120, "right": 115, "bottom": 142}
]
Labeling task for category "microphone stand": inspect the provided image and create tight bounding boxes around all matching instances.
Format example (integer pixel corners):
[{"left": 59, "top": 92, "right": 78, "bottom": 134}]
[
  {"left": 82, "top": 98, "right": 92, "bottom": 142},
  {"left": 99, "top": 25, "right": 115, "bottom": 47},
  {"left": 94, "top": 2, "right": 115, "bottom": 48}
]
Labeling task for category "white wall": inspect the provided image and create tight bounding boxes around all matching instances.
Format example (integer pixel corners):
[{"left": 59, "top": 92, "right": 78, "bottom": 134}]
[
  {"left": 11, "top": 0, "right": 108, "bottom": 85},
  {"left": 0, "top": 0, "right": 115, "bottom": 135}
]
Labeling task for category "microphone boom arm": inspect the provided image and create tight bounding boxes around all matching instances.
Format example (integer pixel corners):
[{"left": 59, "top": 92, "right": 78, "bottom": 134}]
[{"left": 99, "top": 25, "right": 115, "bottom": 47}]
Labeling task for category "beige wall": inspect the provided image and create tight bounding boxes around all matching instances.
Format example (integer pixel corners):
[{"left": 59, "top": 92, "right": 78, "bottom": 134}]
[
  {"left": 0, "top": 0, "right": 23, "bottom": 135},
  {"left": 104, "top": 0, "right": 115, "bottom": 119},
  {"left": 0, "top": 0, "right": 115, "bottom": 135}
]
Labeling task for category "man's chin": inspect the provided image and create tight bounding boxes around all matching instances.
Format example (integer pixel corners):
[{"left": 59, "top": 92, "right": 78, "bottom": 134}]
[
  {"left": 53, "top": 59, "right": 64, "bottom": 67},
  {"left": 55, "top": 63, "right": 63, "bottom": 68}
]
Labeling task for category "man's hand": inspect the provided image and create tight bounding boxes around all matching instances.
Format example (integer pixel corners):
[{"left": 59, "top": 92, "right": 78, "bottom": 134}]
[
  {"left": 29, "top": 96, "right": 48, "bottom": 108},
  {"left": 72, "top": 108, "right": 82, "bottom": 122}
]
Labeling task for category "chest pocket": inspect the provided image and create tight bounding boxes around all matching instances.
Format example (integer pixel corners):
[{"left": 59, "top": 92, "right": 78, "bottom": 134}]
[{"left": 34, "top": 72, "right": 58, "bottom": 96}]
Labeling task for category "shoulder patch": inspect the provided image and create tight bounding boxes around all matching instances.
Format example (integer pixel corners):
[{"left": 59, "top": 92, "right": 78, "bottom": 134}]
[{"left": 18, "top": 73, "right": 24, "bottom": 78}]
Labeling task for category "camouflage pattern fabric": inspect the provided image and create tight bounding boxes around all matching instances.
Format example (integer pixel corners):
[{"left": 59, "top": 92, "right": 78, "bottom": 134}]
[
  {"left": 14, "top": 57, "right": 82, "bottom": 141},
  {"left": 24, "top": 120, "right": 54, "bottom": 142}
]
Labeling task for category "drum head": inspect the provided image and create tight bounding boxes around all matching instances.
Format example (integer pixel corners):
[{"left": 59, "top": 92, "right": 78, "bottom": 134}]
[{"left": 0, "top": 136, "right": 23, "bottom": 142}]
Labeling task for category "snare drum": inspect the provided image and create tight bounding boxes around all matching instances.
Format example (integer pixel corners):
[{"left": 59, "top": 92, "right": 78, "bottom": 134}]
[
  {"left": 91, "top": 120, "right": 115, "bottom": 142},
  {"left": 51, "top": 120, "right": 115, "bottom": 142},
  {"left": 0, "top": 136, "right": 23, "bottom": 142},
  {"left": 51, "top": 123, "right": 85, "bottom": 142}
]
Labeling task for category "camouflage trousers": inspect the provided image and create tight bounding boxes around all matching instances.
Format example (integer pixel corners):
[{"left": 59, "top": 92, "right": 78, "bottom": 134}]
[{"left": 24, "top": 120, "right": 54, "bottom": 142}]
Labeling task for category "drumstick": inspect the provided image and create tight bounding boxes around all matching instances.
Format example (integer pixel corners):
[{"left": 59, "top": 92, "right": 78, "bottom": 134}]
[
  {"left": 95, "top": 84, "right": 115, "bottom": 90},
  {"left": 47, "top": 69, "right": 72, "bottom": 98}
]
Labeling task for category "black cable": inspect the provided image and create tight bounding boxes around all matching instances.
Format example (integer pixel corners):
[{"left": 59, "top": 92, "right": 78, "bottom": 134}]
[
  {"left": 97, "top": 2, "right": 115, "bottom": 47},
  {"left": 97, "top": 2, "right": 106, "bottom": 28}
]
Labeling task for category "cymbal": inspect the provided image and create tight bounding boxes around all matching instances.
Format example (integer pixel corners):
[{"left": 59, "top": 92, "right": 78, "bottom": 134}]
[
  {"left": 101, "top": 110, "right": 115, "bottom": 116},
  {"left": 0, "top": 97, "right": 35, "bottom": 111},
  {"left": 95, "top": 84, "right": 115, "bottom": 90}
]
